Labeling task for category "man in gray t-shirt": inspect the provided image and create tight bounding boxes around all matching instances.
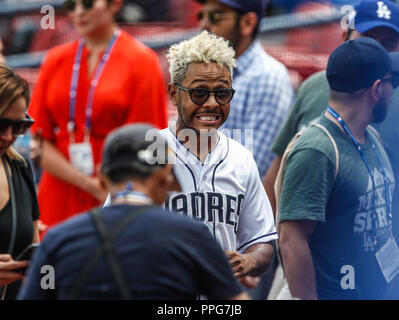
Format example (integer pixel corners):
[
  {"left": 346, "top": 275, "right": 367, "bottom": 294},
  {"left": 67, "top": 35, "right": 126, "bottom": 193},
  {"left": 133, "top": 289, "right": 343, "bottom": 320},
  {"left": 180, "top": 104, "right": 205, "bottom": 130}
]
[{"left": 279, "top": 38, "right": 398, "bottom": 299}]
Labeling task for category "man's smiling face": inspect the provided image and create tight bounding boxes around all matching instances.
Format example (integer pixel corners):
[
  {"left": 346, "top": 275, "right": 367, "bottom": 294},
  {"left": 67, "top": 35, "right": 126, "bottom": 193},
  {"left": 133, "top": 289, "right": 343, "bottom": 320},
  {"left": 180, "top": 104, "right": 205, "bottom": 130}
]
[{"left": 170, "top": 61, "right": 233, "bottom": 134}]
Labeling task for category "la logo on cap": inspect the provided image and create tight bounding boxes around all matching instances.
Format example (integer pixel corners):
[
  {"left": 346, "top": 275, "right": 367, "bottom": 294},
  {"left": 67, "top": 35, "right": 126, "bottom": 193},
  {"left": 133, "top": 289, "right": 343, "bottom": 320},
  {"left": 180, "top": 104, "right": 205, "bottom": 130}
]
[{"left": 377, "top": 1, "right": 391, "bottom": 19}]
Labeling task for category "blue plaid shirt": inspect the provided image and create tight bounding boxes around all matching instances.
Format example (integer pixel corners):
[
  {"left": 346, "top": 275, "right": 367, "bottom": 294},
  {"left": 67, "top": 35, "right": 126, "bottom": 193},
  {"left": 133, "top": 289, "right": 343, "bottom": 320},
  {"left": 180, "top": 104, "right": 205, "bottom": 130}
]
[{"left": 222, "top": 40, "right": 294, "bottom": 178}]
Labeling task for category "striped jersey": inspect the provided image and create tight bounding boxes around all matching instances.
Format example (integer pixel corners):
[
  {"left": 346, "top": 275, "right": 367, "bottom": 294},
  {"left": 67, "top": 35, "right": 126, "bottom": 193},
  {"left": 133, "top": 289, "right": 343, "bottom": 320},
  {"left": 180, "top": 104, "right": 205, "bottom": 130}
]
[{"left": 160, "top": 127, "right": 277, "bottom": 252}]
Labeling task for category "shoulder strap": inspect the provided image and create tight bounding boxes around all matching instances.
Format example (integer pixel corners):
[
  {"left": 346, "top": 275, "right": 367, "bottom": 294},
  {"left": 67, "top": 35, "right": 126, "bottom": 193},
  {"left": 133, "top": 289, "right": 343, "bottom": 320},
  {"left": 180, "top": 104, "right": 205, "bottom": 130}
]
[
  {"left": 90, "top": 209, "right": 133, "bottom": 300},
  {"left": 274, "top": 123, "right": 339, "bottom": 273},
  {"left": 68, "top": 205, "right": 152, "bottom": 299},
  {"left": 311, "top": 123, "right": 339, "bottom": 177}
]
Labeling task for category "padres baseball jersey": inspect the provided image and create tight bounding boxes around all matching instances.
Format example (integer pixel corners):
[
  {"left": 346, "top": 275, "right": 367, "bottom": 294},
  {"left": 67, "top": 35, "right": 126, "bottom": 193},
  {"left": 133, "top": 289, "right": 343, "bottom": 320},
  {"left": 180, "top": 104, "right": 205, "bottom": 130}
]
[{"left": 160, "top": 127, "right": 277, "bottom": 253}]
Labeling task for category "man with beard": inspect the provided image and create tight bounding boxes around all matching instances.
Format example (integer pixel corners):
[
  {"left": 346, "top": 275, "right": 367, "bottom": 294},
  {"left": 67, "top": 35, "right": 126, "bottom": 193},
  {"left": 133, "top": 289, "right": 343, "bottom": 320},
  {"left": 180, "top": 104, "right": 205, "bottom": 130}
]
[
  {"left": 195, "top": 0, "right": 293, "bottom": 180},
  {"left": 279, "top": 37, "right": 399, "bottom": 299},
  {"left": 161, "top": 31, "right": 277, "bottom": 286},
  {"left": 264, "top": 0, "right": 399, "bottom": 300},
  {"left": 266, "top": 0, "right": 399, "bottom": 214}
]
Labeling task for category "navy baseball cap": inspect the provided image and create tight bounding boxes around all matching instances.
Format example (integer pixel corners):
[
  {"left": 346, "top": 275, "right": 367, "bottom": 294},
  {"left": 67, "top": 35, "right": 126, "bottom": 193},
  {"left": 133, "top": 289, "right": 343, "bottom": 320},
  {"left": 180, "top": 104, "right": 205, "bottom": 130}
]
[
  {"left": 352, "top": 0, "right": 399, "bottom": 34},
  {"left": 102, "top": 124, "right": 168, "bottom": 176},
  {"left": 326, "top": 37, "right": 395, "bottom": 93},
  {"left": 195, "top": 0, "right": 268, "bottom": 20}
]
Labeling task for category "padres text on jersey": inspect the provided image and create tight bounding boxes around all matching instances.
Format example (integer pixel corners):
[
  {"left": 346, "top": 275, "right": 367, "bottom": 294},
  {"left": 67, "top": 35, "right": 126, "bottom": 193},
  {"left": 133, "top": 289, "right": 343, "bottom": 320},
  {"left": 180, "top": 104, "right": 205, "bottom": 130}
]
[{"left": 161, "top": 127, "right": 278, "bottom": 252}]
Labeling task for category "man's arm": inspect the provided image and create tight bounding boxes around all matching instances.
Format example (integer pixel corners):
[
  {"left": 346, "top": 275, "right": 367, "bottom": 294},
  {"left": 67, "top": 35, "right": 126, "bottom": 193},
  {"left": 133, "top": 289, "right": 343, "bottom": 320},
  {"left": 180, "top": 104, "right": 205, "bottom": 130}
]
[
  {"left": 225, "top": 242, "right": 274, "bottom": 278},
  {"left": 41, "top": 140, "right": 107, "bottom": 202},
  {"left": 263, "top": 155, "right": 283, "bottom": 216},
  {"left": 232, "top": 153, "right": 277, "bottom": 279},
  {"left": 279, "top": 219, "right": 317, "bottom": 300}
]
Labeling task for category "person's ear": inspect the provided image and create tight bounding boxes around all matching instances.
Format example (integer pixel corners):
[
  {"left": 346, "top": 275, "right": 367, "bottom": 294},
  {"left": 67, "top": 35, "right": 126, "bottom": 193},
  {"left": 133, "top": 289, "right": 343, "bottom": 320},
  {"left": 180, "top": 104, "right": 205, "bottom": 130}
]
[
  {"left": 110, "top": 0, "right": 123, "bottom": 16},
  {"left": 151, "top": 165, "right": 170, "bottom": 189},
  {"left": 98, "top": 169, "right": 109, "bottom": 192},
  {"left": 239, "top": 12, "right": 258, "bottom": 37},
  {"left": 370, "top": 79, "right": 383, "bottom": 103},
  {"left": 342, "top": 30, "right": 349, "bottom": 42},
  {"left": 168, "top": 83, "right": 178, "bottom": 107}
]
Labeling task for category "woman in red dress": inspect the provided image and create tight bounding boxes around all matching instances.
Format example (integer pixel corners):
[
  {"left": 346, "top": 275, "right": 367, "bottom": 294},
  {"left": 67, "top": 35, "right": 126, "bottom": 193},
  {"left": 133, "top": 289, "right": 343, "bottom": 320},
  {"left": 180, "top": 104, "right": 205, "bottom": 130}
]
[{"left": 29, "top": 0, "right": 168, "bottom": 229}]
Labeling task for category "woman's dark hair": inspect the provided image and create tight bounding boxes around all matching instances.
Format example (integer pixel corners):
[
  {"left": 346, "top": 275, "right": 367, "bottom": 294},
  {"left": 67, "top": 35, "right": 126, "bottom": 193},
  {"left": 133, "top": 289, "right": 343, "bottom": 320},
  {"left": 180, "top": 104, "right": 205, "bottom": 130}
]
[{"left": 0, "top": 64, "right": 30, "bottom": 162}]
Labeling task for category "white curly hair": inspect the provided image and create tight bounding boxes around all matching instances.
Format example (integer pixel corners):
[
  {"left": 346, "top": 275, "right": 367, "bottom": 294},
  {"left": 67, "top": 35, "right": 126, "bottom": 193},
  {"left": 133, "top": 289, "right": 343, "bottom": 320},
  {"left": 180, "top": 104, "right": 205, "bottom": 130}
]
[{"left": 167, "top": 30, "right": 236, "bottom": 85}]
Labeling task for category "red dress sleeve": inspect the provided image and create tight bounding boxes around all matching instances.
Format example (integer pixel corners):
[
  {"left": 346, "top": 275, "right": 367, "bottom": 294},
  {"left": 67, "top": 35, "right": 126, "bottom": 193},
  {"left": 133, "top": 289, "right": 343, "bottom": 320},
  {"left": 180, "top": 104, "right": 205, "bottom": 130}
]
[{"left": 28, "top": 54, "right": 56, "bottom": 141}]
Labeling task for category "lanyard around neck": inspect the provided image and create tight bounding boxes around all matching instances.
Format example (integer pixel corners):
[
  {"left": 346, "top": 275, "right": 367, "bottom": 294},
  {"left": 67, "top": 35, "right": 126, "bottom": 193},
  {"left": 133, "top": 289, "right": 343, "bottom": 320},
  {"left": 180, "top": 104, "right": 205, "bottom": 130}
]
[
  {"left": 327, "top": 106, "right": 392, "bottom": 228},
  {"left": 68, "top": 29, "right": 121, "bottom": 142},
  {"left": 111, "top": 182, "right": 152, "bottom": 206}
]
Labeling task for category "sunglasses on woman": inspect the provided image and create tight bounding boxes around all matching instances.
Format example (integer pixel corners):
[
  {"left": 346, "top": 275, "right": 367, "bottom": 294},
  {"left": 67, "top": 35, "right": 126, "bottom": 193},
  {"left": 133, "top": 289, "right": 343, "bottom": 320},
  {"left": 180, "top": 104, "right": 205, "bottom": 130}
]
[
  {"left": 0, "top": 114, "right": 34, "bottom": 137},
  {"left": 175, "top": 85, "right": 235, "bottom": 105},
  {"left": 62, "top": 0, "right": 98, "bottom": 11}
]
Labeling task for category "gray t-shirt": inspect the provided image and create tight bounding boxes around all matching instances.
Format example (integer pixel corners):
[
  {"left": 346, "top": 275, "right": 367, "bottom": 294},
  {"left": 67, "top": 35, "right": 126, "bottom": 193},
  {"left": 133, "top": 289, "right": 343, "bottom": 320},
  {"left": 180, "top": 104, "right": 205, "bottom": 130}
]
[
  {"left": 271, "top": 71, "right": 329, "bottom": 156},
  {"left": 272, "top": 70, "right": 399, "bottom": 249}
]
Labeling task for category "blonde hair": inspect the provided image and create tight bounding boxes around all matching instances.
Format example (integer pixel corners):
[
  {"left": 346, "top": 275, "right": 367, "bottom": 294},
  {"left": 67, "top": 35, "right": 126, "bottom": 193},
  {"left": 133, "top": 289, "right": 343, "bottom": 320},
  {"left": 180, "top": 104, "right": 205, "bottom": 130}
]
[
  {"left": 167, "top": 31, "right": 236, "bottom": 85},
  {"left": 0, "top": 64, "right": 30, "bottom": 163}
]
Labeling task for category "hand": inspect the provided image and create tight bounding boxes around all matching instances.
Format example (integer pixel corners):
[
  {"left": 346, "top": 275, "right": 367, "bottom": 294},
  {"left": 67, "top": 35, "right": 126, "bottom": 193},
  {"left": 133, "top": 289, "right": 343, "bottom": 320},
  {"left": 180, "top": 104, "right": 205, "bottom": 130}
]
[
  {"left": 225, "top": 250, "right": 257, "bottom": 278},
  {"left": 37, "top": 220, "right": 48, "bottom": 233},
  {"left": 82, "top": 176, "right": 107, "bottom": 202},
  {"left": 239, "top": 276, "right": 261, "bottom": 289},
  {"left": 0, "top": 254, "right": 27, "bottom": 286}
]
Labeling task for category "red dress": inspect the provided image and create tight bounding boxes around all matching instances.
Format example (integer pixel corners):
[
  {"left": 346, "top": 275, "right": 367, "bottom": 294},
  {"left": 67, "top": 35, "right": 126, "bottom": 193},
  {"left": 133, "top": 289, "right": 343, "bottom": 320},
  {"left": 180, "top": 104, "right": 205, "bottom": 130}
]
[{"left": 29, "top": 30, "right": 167, "bottom": 227}]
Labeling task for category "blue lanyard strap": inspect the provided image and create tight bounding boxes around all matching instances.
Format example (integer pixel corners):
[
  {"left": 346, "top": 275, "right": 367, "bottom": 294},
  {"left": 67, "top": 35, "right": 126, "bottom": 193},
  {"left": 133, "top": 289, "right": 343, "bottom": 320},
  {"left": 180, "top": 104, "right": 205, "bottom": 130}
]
[
  {"left": 68, "top": 29, "right": 121, "bottom": 141},
  {"left": 111, "top": 182, "right": 152, "bottom": 205},
  {"left": 327, "top": 106, "right": 392, "bottom": 230}
]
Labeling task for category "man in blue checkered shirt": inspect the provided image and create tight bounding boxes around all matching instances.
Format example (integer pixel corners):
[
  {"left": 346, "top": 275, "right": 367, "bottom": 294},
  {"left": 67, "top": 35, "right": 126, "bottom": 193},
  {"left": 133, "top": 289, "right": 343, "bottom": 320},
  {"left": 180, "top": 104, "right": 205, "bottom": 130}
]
[
  {"left": 196, "top": 0, "right": 294, "bottom": 179},
  {"left": 195, "top": 0, "right": 293, "bottom": 300}
]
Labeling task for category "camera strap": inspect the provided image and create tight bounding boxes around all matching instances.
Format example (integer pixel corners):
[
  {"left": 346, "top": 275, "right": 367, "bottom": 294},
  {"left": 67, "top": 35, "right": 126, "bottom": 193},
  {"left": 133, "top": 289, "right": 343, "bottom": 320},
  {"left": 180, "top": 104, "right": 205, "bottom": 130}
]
[{"left": 68, "top": 205, "right": 152, "bottom": 299}]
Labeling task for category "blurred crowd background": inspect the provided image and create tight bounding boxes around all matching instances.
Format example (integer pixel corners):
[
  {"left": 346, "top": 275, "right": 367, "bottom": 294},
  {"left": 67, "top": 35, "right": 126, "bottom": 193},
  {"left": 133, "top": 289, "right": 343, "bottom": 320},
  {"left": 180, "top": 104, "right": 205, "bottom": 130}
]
[
  {"left": 1, "top": 0, "right": 397, "bottom": 157},
  {"left": 0, "top": 0, "right": 376, "bottom": 87}
]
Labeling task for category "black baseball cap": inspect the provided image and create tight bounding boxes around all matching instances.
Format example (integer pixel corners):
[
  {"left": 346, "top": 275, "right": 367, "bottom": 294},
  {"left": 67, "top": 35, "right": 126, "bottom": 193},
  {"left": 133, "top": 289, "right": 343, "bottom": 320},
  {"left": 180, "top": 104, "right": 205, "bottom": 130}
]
[
  {"left": 326, "top": 37, "right": 396, "bottom": 93},
  {"left": 101, "top": 124, "right": 168, "bottom": 176}
]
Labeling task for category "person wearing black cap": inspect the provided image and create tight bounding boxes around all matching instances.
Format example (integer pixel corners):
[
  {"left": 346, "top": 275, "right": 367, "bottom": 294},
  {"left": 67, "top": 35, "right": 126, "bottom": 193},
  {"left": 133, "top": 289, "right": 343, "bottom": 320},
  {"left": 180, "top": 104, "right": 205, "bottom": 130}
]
[
  {"left": 278, "top": 37, "right": 399, "bottom": 300},
  {"left": 18, "top": 124, "right": 248, "bottom": 300},
  {"left": 266, "top": 0, "right": 399, "bottom": 298},
  {"left": 266, "top": 0, "right": 399, "bottom": 213}
]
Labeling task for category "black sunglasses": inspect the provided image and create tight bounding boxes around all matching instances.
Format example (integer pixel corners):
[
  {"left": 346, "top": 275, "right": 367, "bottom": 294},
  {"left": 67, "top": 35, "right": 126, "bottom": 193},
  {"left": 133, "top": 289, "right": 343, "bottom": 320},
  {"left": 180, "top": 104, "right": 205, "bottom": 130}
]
[
  {"left": 0, "top": 114, "right": 34, "bottom": 137},
  {"left": 197, "top": 9, "right": 241, "bottom": 25},
  {"left": 381, "top": 75, "right": 399, "bottom": 89},
  {"left": 63, "top": 0, "right": 96, "bottom": 11},
  {"left": 176, "top": 85, "right": 235, "bottom": 105}
]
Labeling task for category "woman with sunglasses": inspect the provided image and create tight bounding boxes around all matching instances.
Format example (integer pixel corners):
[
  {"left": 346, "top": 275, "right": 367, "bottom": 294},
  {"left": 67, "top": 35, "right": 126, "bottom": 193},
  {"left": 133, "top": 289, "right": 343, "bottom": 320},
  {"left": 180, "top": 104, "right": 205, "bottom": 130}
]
[
  {"left": 28, "top": 0, "right": 167, "bottom": 231},
  {"left": 0, "top": 65, "right": 40, "bottom": 300}
]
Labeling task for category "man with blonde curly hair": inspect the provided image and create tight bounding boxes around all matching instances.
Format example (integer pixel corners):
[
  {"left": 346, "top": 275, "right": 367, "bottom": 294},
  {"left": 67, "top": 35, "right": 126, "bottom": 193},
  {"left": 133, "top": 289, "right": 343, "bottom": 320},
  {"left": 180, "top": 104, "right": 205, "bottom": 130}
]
[
  {"left": 196, "top": 0, "right": 294, "bottom": 180},
  {"left": 161, "top": 31, "right": 276, "bottom": 288}
]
